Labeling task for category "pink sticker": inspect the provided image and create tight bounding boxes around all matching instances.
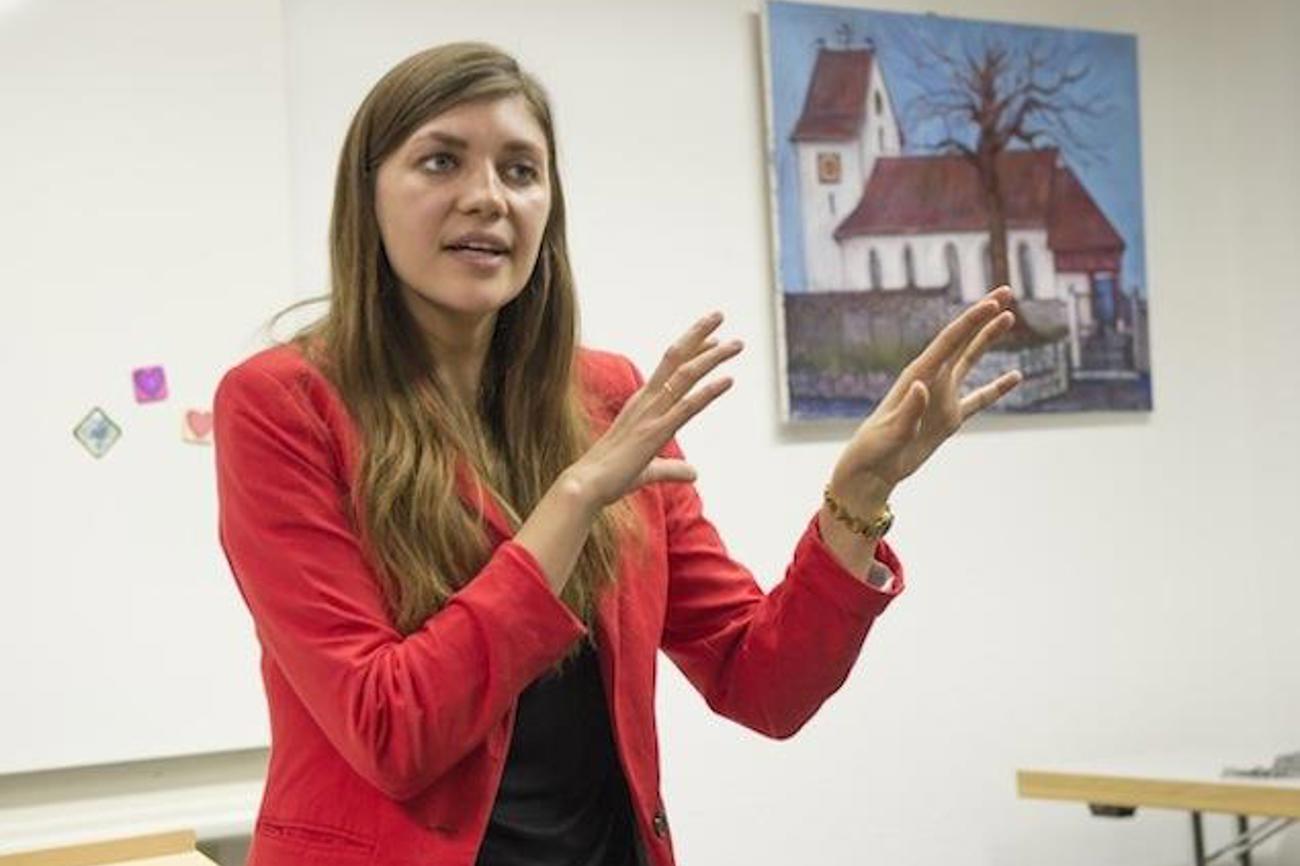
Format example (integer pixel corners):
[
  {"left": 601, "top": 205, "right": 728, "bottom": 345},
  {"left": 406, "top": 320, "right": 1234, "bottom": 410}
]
[
  {"left": 182, "top": 409, "right": 214, "bottom": 445},
  {"left": 132, "top": 365, "right": 168, "bottom": 403}
]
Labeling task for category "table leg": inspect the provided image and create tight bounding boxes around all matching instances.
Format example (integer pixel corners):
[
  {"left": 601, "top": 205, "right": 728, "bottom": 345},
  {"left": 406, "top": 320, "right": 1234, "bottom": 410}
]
[
  {"left": 1192, "top": 811, "right": 1207, "bottom": 866},
  {"left": 1203, "top": 816, "right": 1292, "bottom": 865}
]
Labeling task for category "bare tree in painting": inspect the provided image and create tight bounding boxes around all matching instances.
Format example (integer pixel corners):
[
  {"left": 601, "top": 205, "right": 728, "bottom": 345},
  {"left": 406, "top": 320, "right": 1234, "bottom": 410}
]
[{"left": 899, "top": 31, "right": 1109, "bottom": 287}]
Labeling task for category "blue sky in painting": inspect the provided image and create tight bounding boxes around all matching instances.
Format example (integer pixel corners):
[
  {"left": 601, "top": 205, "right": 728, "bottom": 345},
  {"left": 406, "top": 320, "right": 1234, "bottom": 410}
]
[{"left": 767, "top": 1, "right": 1147, "bottom": 297}]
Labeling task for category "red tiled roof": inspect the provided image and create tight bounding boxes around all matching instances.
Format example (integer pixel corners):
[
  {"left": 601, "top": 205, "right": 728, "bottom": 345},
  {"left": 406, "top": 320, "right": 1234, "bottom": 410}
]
[
  {"left": 835, "top": 150, "right": 1054, "bottom": 236},
  {"left": 835, "top": 148, "right": 1124, "bottom": 255},
  {"left": 1047, "top": 165, "right": 1125, "bottom": 254},
  {"left": 790, "top": 48, "right": 874, "bottom": 142}
]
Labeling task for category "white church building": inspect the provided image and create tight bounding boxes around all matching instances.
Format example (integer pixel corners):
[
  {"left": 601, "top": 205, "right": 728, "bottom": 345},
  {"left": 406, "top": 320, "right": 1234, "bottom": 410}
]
[{"left": 789, "top": 43, "right": 1129, "bottom": 370}]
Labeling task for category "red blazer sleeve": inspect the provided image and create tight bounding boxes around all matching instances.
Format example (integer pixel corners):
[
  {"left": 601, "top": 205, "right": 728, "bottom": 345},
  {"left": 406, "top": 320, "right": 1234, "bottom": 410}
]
[
  {"left": 214, "top": 362, "right": 585, "bottom": 801},
  {"left": 624, "top": 357, "right": 905, "bottom": 739}
]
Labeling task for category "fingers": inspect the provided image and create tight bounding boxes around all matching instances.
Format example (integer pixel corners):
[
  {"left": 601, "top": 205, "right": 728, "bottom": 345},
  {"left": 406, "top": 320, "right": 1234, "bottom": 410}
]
[
  {"left": 644, "top": 311, "right": 725, "bottom": 395},
  {"left": 656, "top": 337, "right": 744, "bottom": 408},
  {"left": 638, "top": 457, "right": 697, "bottom": 487},
  {"left": 893, "top": 380, "right": 929, "bottom": 441},
  {"left": 951, "top": 310, "right": 1016, "bottom": 382},
  {"left": 635, "top": 312, "right": 743, "bottom": 432},
  {"left": 903, "top": 286, "right": 1013, "bottom": 384},
  {"left": 959, "top": 369, "right": 1023, "bottom": 421},
  {"left": 660, "top": 375, "right": 735, "bottom": 431}
]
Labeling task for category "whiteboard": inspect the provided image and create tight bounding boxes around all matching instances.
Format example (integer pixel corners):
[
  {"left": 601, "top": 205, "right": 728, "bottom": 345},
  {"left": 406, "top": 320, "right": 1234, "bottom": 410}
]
[{"left": 0, "top": 0, "right": 292, "bottom": 774}]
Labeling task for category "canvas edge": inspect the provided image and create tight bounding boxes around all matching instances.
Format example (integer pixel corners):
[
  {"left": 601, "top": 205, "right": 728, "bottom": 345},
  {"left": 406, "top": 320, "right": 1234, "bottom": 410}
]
[{"left": 757, "top": 0, "right": 795, "bottom": 426}]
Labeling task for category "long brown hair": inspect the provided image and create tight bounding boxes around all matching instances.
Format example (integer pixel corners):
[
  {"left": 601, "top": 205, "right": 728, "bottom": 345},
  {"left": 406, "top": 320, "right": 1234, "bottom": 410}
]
[{"left": 276, "top": 43, "right": 640, "bottom": 645}]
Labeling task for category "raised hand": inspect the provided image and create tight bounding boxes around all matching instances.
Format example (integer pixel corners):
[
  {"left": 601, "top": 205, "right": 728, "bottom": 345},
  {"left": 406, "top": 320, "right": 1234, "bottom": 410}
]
[
  {"left": 570, "top": 312, "right": 744, "bottom": 509},
  {"left": 828, "top": 285, "right": 1024, "bottom": 512}
]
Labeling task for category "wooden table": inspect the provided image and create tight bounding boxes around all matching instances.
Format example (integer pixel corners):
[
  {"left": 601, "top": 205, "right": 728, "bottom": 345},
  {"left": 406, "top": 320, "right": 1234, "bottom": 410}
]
[
  {"left": 0, "top": 829, "right": 218, "bottom": 866},
  {"left": 1018, "top": 755, "right": 1300, "bottom": 866}
]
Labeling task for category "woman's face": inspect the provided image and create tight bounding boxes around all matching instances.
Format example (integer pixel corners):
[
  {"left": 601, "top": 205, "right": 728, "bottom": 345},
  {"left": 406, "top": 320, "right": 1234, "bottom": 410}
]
[{"left": 374, "top": 94, "right": 552, "bottom": 340}]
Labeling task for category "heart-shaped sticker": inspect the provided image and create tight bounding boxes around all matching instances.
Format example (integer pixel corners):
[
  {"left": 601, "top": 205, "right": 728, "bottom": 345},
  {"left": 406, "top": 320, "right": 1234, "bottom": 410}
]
[
  {"left": 186, "top": 410, "right": 214, "bottom": 437},
  {"left": 133, "top": 365, "right": 169, "bottom": 403}
]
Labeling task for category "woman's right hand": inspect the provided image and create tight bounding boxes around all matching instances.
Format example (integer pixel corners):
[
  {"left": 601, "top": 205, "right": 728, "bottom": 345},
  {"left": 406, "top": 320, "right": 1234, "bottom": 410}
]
[{"left": 567, "top": 311, "right": 744, "bottom": 510}]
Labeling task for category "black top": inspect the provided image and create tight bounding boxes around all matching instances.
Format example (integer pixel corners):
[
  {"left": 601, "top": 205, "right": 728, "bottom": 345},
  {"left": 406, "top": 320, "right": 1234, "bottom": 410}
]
[{"left": 475, "top": 639, "right": 640, "bottom": 866}]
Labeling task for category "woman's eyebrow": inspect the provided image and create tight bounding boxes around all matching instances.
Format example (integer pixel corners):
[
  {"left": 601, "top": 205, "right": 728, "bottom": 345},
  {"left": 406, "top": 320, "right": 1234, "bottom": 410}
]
[
  {"left": 412, "top": 130, "right": 544, "bottom": 160},
  {"left": 413, "top": 131, "right": 468, "bottom": 149},
  {"left": 500, "top": 140, "right": 545, "bottom": 160}
]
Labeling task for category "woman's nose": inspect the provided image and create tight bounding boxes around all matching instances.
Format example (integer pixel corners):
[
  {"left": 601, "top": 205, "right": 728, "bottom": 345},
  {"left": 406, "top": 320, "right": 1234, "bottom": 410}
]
[{"left": 458, "top": 162, "right": 507, "bottom": 218}]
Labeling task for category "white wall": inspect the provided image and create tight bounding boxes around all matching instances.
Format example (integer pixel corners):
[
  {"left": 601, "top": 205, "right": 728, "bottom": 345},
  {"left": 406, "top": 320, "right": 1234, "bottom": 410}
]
[
  {"left": 0, "top": 0, "right": 291, "bottom": 774},
  {"left": 3, "top": 1, "right": 1297, "bottom": 864}
]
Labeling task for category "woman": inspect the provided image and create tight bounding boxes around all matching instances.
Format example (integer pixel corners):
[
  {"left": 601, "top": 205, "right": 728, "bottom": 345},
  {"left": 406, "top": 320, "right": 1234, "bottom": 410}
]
[{"left": 214, "top": 42, "right": 1021, "bottom": 866}]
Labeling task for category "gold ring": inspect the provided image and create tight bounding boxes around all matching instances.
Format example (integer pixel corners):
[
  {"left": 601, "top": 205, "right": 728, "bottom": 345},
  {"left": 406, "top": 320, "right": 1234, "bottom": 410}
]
[{"left": 662, "top": 381, "right": 676, "bottom": 399}]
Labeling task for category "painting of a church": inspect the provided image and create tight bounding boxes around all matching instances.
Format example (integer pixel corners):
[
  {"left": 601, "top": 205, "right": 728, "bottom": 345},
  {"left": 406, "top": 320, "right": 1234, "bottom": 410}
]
[{"left": 764, "top": 3, "right": 1152, "bottom": 420}]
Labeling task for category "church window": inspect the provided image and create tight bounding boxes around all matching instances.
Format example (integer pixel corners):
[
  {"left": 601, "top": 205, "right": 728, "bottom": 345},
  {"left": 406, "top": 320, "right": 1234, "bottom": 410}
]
[
  {"left": 874, "top": 90, "right": 882, "bottom": 114},
  {"left": 944, "top": 242, "right": 962, "bottom": 299},
  {"left": 1018, "top": 241, "right": 1036, "bottom": 299},
  {"left": 868, "top": 249, "right": 882, "bottom": 289},
  {"left": 903, "top": 244, "right": 916, "bottom": 286}
]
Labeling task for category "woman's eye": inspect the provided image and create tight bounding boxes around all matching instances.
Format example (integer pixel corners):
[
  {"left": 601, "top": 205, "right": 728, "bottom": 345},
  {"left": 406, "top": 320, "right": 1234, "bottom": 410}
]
[
  {"left": 504, "top": 162, "right": 539, "bottom": 184},
  {"left": 421, "top": 152, "right": 457, "bottom": 173}
]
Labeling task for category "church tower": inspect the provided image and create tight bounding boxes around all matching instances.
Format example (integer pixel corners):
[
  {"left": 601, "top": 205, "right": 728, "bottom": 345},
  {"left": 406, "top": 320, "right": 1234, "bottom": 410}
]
[{"left": 790, "top": 35, "right": 901, "bottom": 290}]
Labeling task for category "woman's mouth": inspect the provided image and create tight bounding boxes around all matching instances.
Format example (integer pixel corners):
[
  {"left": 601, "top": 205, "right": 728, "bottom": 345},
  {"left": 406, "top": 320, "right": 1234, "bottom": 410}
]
[{"left": 443, "top": 242, "right": 510, "bottom": 269}]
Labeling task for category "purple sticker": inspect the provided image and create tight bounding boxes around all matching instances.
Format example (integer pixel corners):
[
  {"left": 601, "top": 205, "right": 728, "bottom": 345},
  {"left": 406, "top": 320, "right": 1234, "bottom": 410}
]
[{"left": 132, "top": 365, "right": 168, "bottom": 403}]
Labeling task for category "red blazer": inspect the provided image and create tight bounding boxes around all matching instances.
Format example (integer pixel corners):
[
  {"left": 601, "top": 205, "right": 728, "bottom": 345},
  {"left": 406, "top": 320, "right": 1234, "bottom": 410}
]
[{"left": 214, "top": 344, "right": 904, "bottom": 866}]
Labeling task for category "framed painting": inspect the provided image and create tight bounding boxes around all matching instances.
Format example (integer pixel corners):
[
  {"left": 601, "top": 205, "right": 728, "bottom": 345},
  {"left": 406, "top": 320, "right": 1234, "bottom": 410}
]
[{"left": 762, "top": 1, "right": 1152, "bottom": 420}]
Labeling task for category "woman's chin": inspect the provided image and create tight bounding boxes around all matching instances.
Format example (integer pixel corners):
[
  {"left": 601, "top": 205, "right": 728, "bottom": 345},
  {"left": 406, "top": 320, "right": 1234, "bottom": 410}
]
[{"left": 400, "top": 279, "right": 524, "bottom": 323}]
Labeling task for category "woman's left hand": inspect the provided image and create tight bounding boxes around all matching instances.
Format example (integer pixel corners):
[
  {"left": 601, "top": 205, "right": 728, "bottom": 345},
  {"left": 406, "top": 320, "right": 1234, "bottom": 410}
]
[{"left": 827, "top": 285, "right": 1024, "bottom": 513}]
